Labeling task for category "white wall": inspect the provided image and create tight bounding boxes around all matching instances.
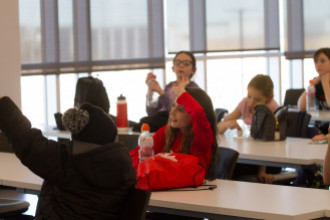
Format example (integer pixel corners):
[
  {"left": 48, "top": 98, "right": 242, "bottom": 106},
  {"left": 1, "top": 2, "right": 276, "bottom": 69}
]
[{"left": 0, "top": 0, "right": 21, "bottom": 108}]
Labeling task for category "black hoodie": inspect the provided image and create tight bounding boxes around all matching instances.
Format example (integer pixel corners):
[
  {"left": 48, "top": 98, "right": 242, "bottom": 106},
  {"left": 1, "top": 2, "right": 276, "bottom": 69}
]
[{"left": 0, "top": 97, "right": 137, "bottom": 220}]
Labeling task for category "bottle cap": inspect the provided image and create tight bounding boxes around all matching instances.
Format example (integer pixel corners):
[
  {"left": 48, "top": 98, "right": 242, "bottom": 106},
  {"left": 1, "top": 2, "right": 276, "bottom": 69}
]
[
  {"left": 118, "top": 94, "right": 126, "bottom": 100},
  {"left": 141, "top": 123, "right": 150, "bottom": 132},
  {"left": 310, "top": 79, "right": 314, "bottom": 84}
]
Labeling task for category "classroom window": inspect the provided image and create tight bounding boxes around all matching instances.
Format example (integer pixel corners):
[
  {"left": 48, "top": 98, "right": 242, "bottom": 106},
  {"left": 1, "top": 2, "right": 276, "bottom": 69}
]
[{"left": 18, "top": 0, "right": 330, "bottom": 129}]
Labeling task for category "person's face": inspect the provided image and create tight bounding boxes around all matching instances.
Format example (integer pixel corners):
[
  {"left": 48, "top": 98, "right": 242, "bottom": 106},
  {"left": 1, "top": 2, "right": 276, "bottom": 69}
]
[
  {"left": 169, "top": 103, "right": 191, "bottom": 132},
  {"left": 172, "top": 53, "right": 196, "bottom": 81},
  {"left": 314, "top": 53, "right": 330, "bottom": 75},
  {"left": 246, "top": 87, "right": 271, "bottom": 110}
]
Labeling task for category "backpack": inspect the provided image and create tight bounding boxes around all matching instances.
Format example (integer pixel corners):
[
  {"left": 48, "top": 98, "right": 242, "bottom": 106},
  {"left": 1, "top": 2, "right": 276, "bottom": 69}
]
[
  {"left": 250, "top": 104, "right": 288, "bottom": 141},
  {"left": 74, "top": 76, "right": 110, "bottom": 113}
]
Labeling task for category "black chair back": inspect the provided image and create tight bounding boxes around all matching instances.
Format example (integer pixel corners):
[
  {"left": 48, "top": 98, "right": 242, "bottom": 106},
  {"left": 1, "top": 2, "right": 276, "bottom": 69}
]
[
  {"left": 214, "top": 147, "right": 239, "bottom": 179},
  {"left": 215, "top": 108, "right": 228, "bottom": 123},
  {"left": 286, "top": 111, "right": 311, "bottom": 137},
  {"left": 120, "top": 187, "right": 151, "bottom": 220},
  {"left": 283, "top": 89, "right": 305, "bottom": 107}
]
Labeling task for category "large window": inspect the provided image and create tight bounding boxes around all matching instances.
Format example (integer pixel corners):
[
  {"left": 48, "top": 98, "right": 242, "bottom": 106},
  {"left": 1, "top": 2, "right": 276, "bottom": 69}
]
[{"left": 19, "top": 0, "right": 329, "bottom": 129}]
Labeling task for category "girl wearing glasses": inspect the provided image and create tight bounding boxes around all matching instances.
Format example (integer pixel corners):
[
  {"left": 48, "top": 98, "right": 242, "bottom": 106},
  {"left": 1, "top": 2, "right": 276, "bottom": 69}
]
[{"left": 145, "top": 51, "right": 199, "bottom": 117}]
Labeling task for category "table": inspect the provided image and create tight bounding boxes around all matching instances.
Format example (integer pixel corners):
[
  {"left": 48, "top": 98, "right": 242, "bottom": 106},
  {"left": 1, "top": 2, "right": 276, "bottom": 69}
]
[
  {"left": 149, "top": 179, "right": 330, "bottom": 220},
  {"left": 1, "top": 152, "right": 330, "bottom": 219},
  {"left": 219, "top": 130, "right": 327, "bottom": 168},
  {"left": 308, "top": 110, "right": 330, "bottom": 122},
  {"left": 0, "top": 152, "right": 43, "bottom": 191},
  {"left": 43, "top": 128, "right": 140, "bottom": 151}
]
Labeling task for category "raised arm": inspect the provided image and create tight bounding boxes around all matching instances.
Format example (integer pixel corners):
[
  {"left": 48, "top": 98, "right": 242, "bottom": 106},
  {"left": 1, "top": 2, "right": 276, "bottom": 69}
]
[
  {"left": 217, "top": 108, "right": 242, "bottom": 134},
  {"left": 0, "top": 96, "right": 65, "bottom": 182},
  {"left": 173, "top": 78, "right": 213, "bottom": 153}
]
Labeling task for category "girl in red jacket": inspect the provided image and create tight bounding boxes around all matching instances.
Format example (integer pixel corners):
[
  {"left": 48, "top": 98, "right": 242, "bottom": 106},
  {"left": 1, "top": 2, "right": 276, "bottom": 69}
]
[{"left": 131, "top": 76, "right": 218, "bottom": 180}]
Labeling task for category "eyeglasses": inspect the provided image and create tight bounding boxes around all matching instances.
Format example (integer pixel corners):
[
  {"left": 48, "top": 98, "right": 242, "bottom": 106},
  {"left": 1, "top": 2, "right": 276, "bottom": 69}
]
[{"left": 173, "top": 59, "right": 193, "bottom": 67}]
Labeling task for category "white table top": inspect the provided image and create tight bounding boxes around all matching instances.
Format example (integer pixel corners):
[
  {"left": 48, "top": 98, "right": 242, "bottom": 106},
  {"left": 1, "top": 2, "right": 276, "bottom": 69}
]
[
  {"left": 219, "top": 130, "right": 327, "bottom": 168},
  {"left": 288, "top": 108, "right": 330, "bottom": 122},
  {"left": 308, "top": 110, "right": 330, "bottom": 122},
  {"left": 1, "top": 152, "right": 330, "bottom": 219},
  {"left": 150, "top": 179, "right": 330, "bottom": 220},
  {"left": 0, "top": 152, "right": 43, "bottom": 190},
  {"left": 42, "top": 127, "right": 141, "bottom": 140}
]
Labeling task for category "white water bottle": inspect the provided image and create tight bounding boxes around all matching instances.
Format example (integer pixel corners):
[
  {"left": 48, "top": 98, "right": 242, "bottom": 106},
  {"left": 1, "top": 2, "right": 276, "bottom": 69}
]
[
  {"left": 306, "top": 80, "right": 317, "bottom": 111},
  {"left": 146, "top": 78, "right": 159, "bottom": 108},
  {"left": 138, "top": 123, "right": 154, "bottom": 162}
]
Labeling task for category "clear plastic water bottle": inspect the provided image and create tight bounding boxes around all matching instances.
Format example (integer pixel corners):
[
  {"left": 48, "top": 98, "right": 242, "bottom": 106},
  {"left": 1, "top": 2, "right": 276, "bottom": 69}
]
[
  {"left": 138, "top": 123, "right": 154, "bottom": 162},
  {"left": 146, "top": 77, "right": 159, "bottom": 108},
  {"left": 306, "top": 80, "right": 317, "bottom": 111}
]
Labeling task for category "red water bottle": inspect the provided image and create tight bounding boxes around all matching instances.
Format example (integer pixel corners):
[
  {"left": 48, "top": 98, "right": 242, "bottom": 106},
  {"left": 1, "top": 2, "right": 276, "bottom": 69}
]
[{"left": 116, "top": 94, "right": 128, "bottom": 131}]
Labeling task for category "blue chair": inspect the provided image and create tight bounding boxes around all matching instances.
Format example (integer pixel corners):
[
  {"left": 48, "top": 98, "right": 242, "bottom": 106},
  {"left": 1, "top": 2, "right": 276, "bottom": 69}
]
[{"left": 214, "top": 147, "right": 239, "bottom": 180}]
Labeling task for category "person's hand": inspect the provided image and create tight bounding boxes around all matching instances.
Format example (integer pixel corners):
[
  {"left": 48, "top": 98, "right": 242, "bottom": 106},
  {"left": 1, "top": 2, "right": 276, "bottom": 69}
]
[
  {"left": 223, "top": 120, "right": 242, "bottom": 131},
  {"left": 177, "top": 73, "right": 191, "bottom": 85},
  {"left": 145, "top": 72, "right": 156, "bottom": 84},
  {"left": 312, "top": 134, "right": 327, "bottom": 142},
  {"left": 173, "top": 75, "right": 190, "bottom": 97},
  {"left": 148, "top": 80, "right": 164, "bottom": 95},
  {"left": 258, "top": 173, "right": 274, "bottom": 184}
]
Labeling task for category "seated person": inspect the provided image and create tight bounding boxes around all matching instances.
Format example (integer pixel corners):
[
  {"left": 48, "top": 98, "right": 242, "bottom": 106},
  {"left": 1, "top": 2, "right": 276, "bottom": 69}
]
[
  {"left": 145, "top": 51, "right": 200, "bottom": 116},
  {"left": 217, "top": 74, "right": 280, "bottom": 184},
  {"left": 135, "top": 51, "right": 200, "bottom": 132},
  {"left": 298, "top": 48, "right": 330, "bottom": 140},
  {"left": 0, "top": 96, "right": 136, "bottom": 220}
]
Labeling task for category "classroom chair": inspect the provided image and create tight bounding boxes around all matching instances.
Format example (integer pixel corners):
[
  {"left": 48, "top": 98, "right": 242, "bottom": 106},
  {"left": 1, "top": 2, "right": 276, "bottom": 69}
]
[
  {"left": 214, "top": 147, "right": 239, "bottom": 180},
  {"left": 0, "top": 190, "right": 31, "bottom": 220},
  {"left": 286, "top": 111, "right": 316, "bottom": 138},
  {"left": 283, "top": 88, "right": 305, "bottom": 108},
  {"left": 120, "top": 187, "right": 151, "bottom": 220},
  {"left": 215, "top": 108, "right": 228, "bottom": 123}
]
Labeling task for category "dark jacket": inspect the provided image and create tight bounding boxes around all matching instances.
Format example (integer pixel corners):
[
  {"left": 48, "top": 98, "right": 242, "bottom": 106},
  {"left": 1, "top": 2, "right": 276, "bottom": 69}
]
[{"left": 0, "top": 97, "right": 137, "bottom": 220}]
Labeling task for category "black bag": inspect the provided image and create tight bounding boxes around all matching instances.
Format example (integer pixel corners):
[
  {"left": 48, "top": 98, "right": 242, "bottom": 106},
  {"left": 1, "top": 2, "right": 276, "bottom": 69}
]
[
  {"left": 74, "top": 76, "right": 110, "bottom": 113},
  {"left": 132, "top": 111, "right": 169, "bottom": 132},
  {"left": 250, "top": 104, "right": 287, "bottom": 141}
]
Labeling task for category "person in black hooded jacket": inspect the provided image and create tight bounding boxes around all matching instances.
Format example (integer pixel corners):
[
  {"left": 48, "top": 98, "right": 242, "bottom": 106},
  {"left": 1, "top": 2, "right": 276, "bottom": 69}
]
[{"left": 0, "top": 96, "right": 137, "bottom": 220}]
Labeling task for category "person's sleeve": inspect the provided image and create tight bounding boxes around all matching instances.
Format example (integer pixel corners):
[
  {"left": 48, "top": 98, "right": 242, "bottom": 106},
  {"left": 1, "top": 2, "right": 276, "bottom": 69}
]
[
  {"left": 176, "top": 92, "right": 214, "bottom": 152},
  {"left": 236, "top": 98, "right": 246, "bottom": 114},
  {"left": 157, "top": 83, "right": 173, "bottom": 111},
  {"left": 0, "top": 96, "right": 65, "bottom": 183},
  {"left": 129, "top": 147, "right": 140, "bottom": 170},
  {"left": 158, "top": 94, "right": 172, "bottom": 111},
  {"left": 152, "top": 125, "right": 167, "bottom": 154},
  {"left": 146, "top": 83, "right": 173, "bottom": 116}
]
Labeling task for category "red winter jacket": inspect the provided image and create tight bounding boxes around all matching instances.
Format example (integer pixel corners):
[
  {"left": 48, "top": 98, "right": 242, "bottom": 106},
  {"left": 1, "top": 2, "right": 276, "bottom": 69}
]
[{"left": 130, "top": 91, "right": 214, "bottom": 171}]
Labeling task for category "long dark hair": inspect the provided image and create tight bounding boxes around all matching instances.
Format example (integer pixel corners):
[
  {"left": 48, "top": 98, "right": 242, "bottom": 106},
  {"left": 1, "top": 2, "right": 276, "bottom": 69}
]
[
  {"left": 314, "top": 48, "right": 330, "bottom": 62},
  {"left": 162, "top": 88, "right": 218, "bottom": 180}
]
